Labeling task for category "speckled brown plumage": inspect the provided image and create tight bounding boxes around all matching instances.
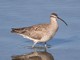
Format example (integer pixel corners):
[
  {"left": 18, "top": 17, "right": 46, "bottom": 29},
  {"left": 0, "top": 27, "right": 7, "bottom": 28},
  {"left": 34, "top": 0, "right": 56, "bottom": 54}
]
[
  {"left": 11, "top": 12, "right": 67, "bottom": 47},
  {"left": 12, "top": 24, "right": 50, "bottom": 40}
]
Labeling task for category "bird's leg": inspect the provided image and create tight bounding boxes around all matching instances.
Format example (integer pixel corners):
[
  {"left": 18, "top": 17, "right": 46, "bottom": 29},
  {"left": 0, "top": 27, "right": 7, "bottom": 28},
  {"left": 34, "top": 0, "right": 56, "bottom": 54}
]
[
  {"left": 44, "top": 42, "right": 47, "bottom": 48},
  {"left": 32, "top": 42, "right": 37, "bottom": 48}
]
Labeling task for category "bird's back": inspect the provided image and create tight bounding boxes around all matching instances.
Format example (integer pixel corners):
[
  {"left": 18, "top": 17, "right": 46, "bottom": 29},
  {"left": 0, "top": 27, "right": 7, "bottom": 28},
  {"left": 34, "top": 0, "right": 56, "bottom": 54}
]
[{"left": 11, "top": 24, "right": 50, "bottom": 40}]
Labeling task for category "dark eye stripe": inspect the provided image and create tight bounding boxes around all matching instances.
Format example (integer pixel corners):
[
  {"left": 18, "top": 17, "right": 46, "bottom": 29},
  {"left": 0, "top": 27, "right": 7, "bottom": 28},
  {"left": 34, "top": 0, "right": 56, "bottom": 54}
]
[
  {"left": 50, "top": 16, "right": 56, "bottom": 18},
  {"left": 50, "top": 16, "right": 53, "bottom": 17}
]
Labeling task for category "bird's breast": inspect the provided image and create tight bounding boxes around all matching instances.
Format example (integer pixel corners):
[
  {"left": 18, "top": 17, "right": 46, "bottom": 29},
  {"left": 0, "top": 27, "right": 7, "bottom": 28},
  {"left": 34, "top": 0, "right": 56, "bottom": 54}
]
[{"left": 47, "top": 25, "right": 59, "bottom": 38}]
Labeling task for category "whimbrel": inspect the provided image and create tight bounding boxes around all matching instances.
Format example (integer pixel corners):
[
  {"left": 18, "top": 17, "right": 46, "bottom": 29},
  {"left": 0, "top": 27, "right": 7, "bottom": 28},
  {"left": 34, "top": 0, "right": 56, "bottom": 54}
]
[{"left": 11, "top": 13, "right": 68, "bottom": 48}]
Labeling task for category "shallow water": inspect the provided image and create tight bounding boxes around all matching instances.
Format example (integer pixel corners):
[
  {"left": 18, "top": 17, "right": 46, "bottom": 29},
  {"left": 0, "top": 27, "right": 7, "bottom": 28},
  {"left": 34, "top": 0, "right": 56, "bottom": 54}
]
[{"left": 0, "top": 0, "right": 80, "bottom": 60}]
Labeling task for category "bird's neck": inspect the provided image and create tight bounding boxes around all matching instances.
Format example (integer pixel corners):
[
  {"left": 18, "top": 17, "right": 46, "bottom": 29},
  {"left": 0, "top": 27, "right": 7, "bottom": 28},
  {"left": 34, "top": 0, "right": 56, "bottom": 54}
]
[
  {"left": 49, "top": 18, "right": 58, "bottom": 31},
  {"left": 50, "top": 18, "right": 58, "bottom": 26}
]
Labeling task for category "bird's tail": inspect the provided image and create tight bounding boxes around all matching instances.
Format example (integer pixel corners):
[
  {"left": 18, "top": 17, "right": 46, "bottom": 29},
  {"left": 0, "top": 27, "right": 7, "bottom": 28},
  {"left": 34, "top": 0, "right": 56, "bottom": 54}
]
[{"left": 11, "top": 28, "right": 21, "bottom": 33}]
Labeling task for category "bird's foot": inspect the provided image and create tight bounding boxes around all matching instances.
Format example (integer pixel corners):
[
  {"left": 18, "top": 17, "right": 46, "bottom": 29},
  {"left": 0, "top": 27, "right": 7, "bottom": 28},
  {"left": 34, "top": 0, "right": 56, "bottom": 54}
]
[{"left": 44, "top": 43, "right": 51, "bottom": 49}]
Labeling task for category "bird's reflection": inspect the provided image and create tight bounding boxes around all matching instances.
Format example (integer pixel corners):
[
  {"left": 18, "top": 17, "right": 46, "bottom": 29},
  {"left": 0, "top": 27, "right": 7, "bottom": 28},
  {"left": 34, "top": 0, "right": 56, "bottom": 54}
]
[{"left": 12, "top": 48, "right": 54, "bottom": 60}]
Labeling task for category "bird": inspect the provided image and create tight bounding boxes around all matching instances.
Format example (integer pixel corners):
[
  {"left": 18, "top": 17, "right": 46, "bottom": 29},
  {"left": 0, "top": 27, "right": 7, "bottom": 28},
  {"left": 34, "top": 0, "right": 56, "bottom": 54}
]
[{"left": 11, "top": 12, "right": 68, "bottom": 48}]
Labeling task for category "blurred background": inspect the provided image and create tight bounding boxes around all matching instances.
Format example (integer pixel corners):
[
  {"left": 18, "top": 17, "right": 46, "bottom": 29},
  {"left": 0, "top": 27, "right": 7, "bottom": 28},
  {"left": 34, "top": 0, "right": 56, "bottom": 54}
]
[{"left": 0, "top": 0, "right": 80, "bottom": 60}]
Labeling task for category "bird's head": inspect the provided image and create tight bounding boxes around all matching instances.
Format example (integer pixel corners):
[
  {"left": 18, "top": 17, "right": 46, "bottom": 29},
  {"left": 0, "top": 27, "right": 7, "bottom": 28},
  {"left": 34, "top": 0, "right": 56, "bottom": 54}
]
[{"left": 50, "top": 13, "right": 68, "bottom": 26}]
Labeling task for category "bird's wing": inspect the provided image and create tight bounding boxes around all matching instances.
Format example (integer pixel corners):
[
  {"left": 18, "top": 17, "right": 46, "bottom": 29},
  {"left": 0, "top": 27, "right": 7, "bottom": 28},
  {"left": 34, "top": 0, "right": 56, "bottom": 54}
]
[{"left": 20, "top": 24, "right": 49, "bottom": 40}]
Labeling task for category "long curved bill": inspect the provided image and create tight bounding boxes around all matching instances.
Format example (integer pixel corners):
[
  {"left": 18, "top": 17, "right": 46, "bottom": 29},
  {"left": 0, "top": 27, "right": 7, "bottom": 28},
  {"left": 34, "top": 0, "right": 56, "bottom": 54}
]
[{"left": 57, "top": 17, "right": 68, "bottom": 26}]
